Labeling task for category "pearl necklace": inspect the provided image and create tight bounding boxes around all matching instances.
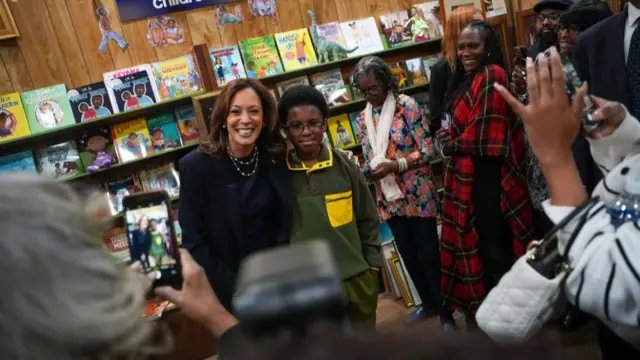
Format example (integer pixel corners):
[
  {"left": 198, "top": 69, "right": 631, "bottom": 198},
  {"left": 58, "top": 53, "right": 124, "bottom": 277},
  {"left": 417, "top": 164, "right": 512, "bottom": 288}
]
[{"left": 228, "top": 146, "right": 259, "bottom": 177}]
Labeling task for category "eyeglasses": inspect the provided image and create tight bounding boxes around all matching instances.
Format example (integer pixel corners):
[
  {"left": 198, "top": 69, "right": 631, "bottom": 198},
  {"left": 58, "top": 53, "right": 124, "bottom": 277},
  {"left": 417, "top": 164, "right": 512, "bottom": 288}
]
[
  {"left": 559, "top": 24, "right": 581, "bottom": 35},
  {"left": 286, "top": 120, "right": 325, "bottom": 134},
  {"left": 356, "top": 84, "right": 384, "bottom": 97},
  {"left": 536, "top": 13, "right": 561, "bottom": 22}
]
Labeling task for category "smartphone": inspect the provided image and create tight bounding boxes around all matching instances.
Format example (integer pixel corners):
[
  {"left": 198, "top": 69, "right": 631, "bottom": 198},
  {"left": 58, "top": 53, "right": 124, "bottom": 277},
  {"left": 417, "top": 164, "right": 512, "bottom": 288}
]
[{"left": 123, "top": 190, "right": 182, "bottom": 289}]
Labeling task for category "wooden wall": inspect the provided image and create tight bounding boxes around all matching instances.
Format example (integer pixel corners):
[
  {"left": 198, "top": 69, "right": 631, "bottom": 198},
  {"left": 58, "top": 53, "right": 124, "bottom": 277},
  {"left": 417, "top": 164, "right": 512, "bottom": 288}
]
[{"left": 0, "top": 0, "right": 445, "bottom": 95}]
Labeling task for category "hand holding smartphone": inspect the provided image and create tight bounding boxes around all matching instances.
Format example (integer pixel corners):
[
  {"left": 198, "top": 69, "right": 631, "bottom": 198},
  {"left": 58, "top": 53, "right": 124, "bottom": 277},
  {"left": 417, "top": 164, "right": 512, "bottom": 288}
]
[{"left": 123, "top": 191, "right": 182, "bottom": 289}]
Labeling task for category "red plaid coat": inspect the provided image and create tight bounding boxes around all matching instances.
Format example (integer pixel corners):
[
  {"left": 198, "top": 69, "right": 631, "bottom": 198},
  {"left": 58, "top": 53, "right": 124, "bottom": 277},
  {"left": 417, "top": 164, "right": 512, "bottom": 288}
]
[{"left": 440, "top": 65, "right": 534, "bottom": 316}]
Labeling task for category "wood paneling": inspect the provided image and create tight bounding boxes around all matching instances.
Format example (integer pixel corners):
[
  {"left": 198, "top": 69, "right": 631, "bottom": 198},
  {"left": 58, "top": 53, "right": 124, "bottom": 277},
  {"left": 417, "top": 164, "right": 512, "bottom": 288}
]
[{"left": 0, "top": 0, "right": 521, "bottom": 95}]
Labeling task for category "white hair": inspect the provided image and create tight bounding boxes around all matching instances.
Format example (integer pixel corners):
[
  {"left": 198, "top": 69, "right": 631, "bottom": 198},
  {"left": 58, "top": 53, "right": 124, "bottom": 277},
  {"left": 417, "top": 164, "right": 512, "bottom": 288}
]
[{"left": 0, "top": 173, "right": 155, "bottom": 359}]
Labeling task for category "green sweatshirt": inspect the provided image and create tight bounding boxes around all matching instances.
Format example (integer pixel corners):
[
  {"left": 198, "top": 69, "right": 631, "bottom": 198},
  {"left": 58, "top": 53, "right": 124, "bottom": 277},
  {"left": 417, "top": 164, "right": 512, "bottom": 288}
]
[{"left": 287, "top": 145, "right": 382, "bottom": 280}]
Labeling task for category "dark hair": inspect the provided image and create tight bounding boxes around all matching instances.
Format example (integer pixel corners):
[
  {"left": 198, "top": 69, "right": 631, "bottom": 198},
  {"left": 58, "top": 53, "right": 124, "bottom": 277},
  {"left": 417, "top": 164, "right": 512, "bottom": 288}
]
[
  {"left": 351, "top": 56, "right": 399, "bottom": 99},
  {"left": 443, "top": 20, "right": 505, "bottom": 112},
  {"left": 199, "top": 78, "right": 284, "bottom": 157},
  {"left": 560, "top": 0, "right": 612, "bottom": 31},
  {"left": 277, "top": 85, "right": 329, "bottom": 126}
]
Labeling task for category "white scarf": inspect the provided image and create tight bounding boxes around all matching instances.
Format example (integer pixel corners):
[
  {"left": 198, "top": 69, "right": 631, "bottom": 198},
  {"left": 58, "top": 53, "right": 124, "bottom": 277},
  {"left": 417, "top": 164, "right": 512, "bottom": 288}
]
[{"left": 364, "top": 93, "right": 404, "bottom": 202}]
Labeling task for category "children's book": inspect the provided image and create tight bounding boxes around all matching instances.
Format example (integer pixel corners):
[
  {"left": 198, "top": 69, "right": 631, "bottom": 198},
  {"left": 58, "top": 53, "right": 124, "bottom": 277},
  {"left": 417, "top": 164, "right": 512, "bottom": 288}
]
[
  {"left": 310, "top": 69, "right": 351, "bottom": 107},
  {"left": 139, "top": 163, "right": 180, "bottom": 198},
  {"left": 174, "top": 105, "right": 200, "bottom": 145},
  {"left": 146, "top": 113, "right": 182, "bottom": 152},
  {"left": 238, "top": 35, "right": 285, "bottom": 78},
  {"left": 210, "top": 45, "right": 247, "bottom": 87},
  {"left": 404, "top": 58, "right": 429, "bottom": 86},
  {"left": 106, "top": 174, "right": 143, "bottom": 215},
  {"left": 414, "top": 2, "right": 444, "bottom": 39},
  {"left": 380, "top": 12, "right": 412, "bottom": 48},
  {"left": 36, "top": 141, "right": 83, "bottom": 180},
  {"left": 389, "top": 62, "right": 409, "bottom": 88},
  {"left": 339, "top": 17, "right": 384, "bottom": 57},
  {"left": 141, "top": 299, "right": 170, "bottom": 320},
  {"left": 421, "top": 56, "right": 439, "bottom": 82},
  {"left": 274, "top": 28, "right": 318, "bottom": 71},
  {"left": 20, "top": 84, "right": 75, "bottom": 134},
  {"left": 151, "top": 55, "right": 202, "bottom": 101},
  {"left": 111, "top": 119, "right": 155, "bottom": 163},
  {"left": 327, "top": 114, "right": 356, "bottom": 149},
  {"left": 0, "top": 92, "right": 30, "bottom": 143},
  {"left": 347, "top": 112, "right": 361, "bottom": 141},
  {"left": 276, "top": 76, "right": 310, "bottom": 96},
  {"left": 103, "top": 225, "right": 130, "bottom": 263},
  {"left": 78, "top": 127, "right": 118, "bottom": 173},
  {"left": 67, "top": 82, "right": 114, "bottom": 123},
  {"left": 110, "top": 71, "right": 158, "bottom": 113},
  {"left": 103, "top": 65, "right": 160, "bottom": 114},
  {"left": 0, "top": 150, "right": 36, "bottom": 174}
]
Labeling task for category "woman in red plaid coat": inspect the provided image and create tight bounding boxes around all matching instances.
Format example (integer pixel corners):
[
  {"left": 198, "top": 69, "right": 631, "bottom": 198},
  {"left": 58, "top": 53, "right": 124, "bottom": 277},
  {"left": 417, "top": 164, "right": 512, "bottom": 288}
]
[{"left": 435, "top": 21, "right": 534, "bottom": 322}]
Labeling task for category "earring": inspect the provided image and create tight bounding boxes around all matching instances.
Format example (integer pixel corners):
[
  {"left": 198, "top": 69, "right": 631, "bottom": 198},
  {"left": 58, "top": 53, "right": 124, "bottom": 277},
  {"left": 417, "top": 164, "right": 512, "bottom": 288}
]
[{"left": 223, "top": 124, "right": 226, "bottom": 128}]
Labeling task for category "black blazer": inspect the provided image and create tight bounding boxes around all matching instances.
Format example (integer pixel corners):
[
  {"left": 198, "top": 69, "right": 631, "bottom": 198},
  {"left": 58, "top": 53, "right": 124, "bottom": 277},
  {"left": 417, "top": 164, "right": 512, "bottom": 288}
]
[
  {"left": 428, "top": 59, "right": 451, "bottom": 134},
  {"left": 178, "top": 147, "right": 292, "bottom": 312},
  {"left": 572, "top": 9, "right": 628, "bottom": 105}
]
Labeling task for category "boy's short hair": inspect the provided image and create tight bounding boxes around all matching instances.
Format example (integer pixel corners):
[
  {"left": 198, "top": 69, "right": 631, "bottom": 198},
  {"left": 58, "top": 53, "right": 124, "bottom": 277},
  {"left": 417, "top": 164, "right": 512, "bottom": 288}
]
[{"left": 277, "top": 85, "right": 329, "bottom": 126}]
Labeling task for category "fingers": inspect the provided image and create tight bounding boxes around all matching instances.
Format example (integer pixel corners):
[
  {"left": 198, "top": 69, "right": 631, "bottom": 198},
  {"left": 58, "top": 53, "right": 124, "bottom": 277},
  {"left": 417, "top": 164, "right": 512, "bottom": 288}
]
[
  {"left": 526, "top": 57, "right": 540, "bottom": 105},
  {"left": 130, "top": 261, "right": 142, "bottom": 273},
  {"left": 536, "top": 52, "right": 553, "bottom": 103},
  {"left": 494, "top": 83, "right": 525, "bottom": 116},
  {"left": 548, "top": 47, "right": 566, "bottom": 104},
  {"left": 590, "top": 95, "right": 606, "bottom": 108},
  {"left": 155, "top": 286, "right": 181, "bottom": 302},
  {"left": 570, "top": 83, "right": 588, "bottom": 125}
]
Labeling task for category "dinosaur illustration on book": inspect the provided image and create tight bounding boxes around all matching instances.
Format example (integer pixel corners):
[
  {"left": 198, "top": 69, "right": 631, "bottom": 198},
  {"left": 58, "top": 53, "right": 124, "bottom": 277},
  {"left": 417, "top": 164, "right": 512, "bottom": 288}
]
[{"left": 307, "top": 10, "right": 358, "bottom": 63}]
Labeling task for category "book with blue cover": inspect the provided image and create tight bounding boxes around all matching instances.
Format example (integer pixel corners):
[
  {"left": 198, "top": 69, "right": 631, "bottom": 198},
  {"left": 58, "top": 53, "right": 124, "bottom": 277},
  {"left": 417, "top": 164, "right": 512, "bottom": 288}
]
[{"left": 0, "top": 150, "right": 37, "bottom": 174}]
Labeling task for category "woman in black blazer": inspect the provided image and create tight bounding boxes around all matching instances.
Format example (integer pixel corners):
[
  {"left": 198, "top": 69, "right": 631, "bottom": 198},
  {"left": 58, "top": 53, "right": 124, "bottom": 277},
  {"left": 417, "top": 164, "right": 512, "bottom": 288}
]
[{"left": 178, "top": 79, "right": 292, "bottom": 312}]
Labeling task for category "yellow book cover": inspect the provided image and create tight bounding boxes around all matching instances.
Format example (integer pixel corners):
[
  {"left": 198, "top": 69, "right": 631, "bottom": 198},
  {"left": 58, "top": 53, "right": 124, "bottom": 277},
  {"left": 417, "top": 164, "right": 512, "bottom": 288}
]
[
  {"left": 0, "top": 92, "right": 31, "bottom": 143},
  {"left": 110, "top": 118, "right": 155, "bottom": 163},
  {"left": 151, "top": 55, "right": 202, "bottom": 100},
  {"left": 327, "top": 114, "right": 356, "bottom": 149},
  {"left": 274, "top": 29, "right": 318, "bottom": 71}
]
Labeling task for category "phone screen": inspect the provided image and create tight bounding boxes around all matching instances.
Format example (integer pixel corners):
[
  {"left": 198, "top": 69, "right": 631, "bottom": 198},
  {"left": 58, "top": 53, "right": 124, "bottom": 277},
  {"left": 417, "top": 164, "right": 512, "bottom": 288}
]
[{"left": 124, "top": 196, "right": 181, "bottom": 288}]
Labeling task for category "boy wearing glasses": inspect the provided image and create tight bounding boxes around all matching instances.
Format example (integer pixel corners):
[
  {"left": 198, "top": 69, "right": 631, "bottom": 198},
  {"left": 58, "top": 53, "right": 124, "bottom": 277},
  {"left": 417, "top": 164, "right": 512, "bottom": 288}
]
[{"left": 278, "top": 85, "right": 382, "bottom": 329}]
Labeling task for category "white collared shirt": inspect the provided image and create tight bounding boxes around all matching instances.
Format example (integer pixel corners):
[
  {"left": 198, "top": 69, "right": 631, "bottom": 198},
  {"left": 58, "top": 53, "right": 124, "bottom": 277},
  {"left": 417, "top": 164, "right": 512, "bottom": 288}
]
[{"left": 625, "top": 2, "right": 640, "bottom": 63}]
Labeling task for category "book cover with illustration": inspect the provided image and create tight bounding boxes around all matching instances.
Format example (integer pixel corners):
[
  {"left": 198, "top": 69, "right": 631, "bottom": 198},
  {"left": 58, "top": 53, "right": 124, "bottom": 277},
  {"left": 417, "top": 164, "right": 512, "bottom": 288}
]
[
  {"left": 20, "top": 84, "right": 75, "bottom": 134},
  {"left": 139, "top": 163, "right": 180, "bottom": 198},
  {"left": 421, "top": 55, "right": 439, "bottom": 82},
  {"left": 67, "top": 82, "right": 114, "bottom": 123},
  {"left": 276, "top": 76, "right": 310, "bottom": 96},
  {"left": 414, "top": 2, "right": 444, "bottom": 39},
  {"left": 380, "top": 12, "right": 412, "bottom": 48},
  {"left": 110, "top": 71, "right": 158, "bottom": 113},
  {"left": 0, "top": 92, "right": 30, "bottom": 143},
  {"left": 310, "top": 69, "right": 351, "bottom": 107},
  {"left": 238, "top": 35, "right": 285, "bottom": 78},
  {"left": 389, "top": 62, "right": 409, "bottom": 88},
  {"left": 146, "top": 112, "right": 182, "bottom": 152},
  {"left": 274, "top": 28, "right": 318, "bottom": 71},
  {"left": 174, "top": 105, "right": 200, "bottom": 145},
  {"left": 36, "top": 141, "right": 83, "bottom": 180},
  {"left": 347, "top": 112, "right": 361, "bottom": 140},
  {"left": 209, "top": 45, "right": 247, "bottom": 87},
  {"left": 104, "top": 65, "right": 160, "bottom": 114},
  {"left": 404, "top": 58, "right": 428, "bottom": 86},
  {"left": 106, "top": 174, "right": 143, "bottom": 215},
  {"left": 327, "top": 114, "right": 356, "bottom": 149},
  {"left": 111, "top": 119, "right": 155, "bottom": 163},
  {"left": 339, "top": 17, "right": 384, "bottom": 57},
  {"left": 151, "top": 55, "right": 202, "bottom": 100},
  {"left": 0, "top": 150, "right": 36, "bottom": 174},
  {"left": 78, "top": 127, "right": 118, "bottom": 174},
  {"left": 103, "top": 225, "right": 130, "bottom": 263}
]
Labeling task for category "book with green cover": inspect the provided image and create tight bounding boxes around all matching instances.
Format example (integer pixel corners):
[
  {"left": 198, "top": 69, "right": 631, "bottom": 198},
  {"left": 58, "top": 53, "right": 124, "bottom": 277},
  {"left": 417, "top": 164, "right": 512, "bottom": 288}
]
[
  {"left": 20, "top": 84, "right": 75, "bottom": 134},
  {"left": 238, "top": 35, "right": 284, "bottom": 79}
]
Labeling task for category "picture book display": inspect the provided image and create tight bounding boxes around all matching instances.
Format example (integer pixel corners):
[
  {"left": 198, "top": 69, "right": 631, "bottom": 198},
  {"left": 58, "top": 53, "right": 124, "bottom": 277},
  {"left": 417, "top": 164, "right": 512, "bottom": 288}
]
[
  {"left": 174, "top": 105, "right": 200, "bottom": 145},
  {"left": 238, "top": 35, "right": 285, "bottom": 78},
  {"left": 339, "top": 18, "right": 385, "bottom": 57},
  {"left": 146, "top": 113, "right": 182, "bottom": 152},
  {"left": 67, "top": 82, "right": 114, "bottom": 123},
  {"left": 36, "top": 141, "right": 83, "bottom": 180},
  {"left": 348, "top": 112, "right": 360, "bottom": 140},
  {"left": 310, "top": 69, "right": 351, "bottom": 107},
  {"left": 106, "top": 174, "right": 142, "bottom": 215},
  {"left": 0, "top": 92, "right": 30, "bottom": 143},
  {"left": 276, "top": 76, "right": 310, "bottom": 96},
  {"left": 78, "top": 127, "right": 118, "bottom": 173},
  {"left": 139, "top": 163, "right": 180, "bottom": 198},
  {"left": 110, "top": 71, "right": 158, "bottom": 113},
  {"left": 0, "top": 150, "right": 36, "bottom": 174},
  {"left": 209, "top": 45, "right": 247, "bottom": 87},
  {"left": 389, "top": 62, "right": 409, "bottom": 88},
  {"left": 422, "top": 56, "right": 439, "bottom": 81},
  {"left": 274, "top": 29, "right": 318, "bottom": 71},
  {"left": 414, "top": 2, "right": 444, "bottom": 39},
  {"left": 111, "top": 119, "right": 155, "bottom": 163},
  {"left": 327, "top": 114, "right": 356, "bottom": 149},
  {"left": 20, "top": 84, "right": 75, "bottom": 134},
  {"left": 405, "top": 58, "right": 428, "bottom": 86},
  {"left": 103, "top": 65, "right": 160, "bottom": 114},
  {"left": 151, "top": 55, "right": 202, "bottom": 100},
  {"left": 380, "top": 12, "right": 412, "bottom": 48},
  {"left": 103, "top": 225, "right": 130, "bottom": 263}
]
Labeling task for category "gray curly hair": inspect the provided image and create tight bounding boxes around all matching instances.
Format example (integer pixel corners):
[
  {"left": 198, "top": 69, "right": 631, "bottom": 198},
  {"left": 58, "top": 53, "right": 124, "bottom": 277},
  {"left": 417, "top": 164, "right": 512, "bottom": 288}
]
[
  {"left": 0, "top": 173, "right": 156, "bottom": 359},
  {"left": 350, "top": 56, "right": 400, "bottom": 98}
]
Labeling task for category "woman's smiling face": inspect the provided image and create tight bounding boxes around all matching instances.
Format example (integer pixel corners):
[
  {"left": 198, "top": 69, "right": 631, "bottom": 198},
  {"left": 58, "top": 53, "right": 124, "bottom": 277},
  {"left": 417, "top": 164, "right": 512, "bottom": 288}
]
[
  {"left": 457, "top": 27, "right": 485, "bottom": 73},
  {"left": 226, "top": 87, "right": 264, "bottom": 155}
]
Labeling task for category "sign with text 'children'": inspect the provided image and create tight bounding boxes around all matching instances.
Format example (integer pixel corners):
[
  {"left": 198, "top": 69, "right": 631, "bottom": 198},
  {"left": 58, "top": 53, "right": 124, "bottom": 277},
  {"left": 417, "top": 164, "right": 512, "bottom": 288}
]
[{"left": 115, "top": 0, "right": 237, "bottom": 22}]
